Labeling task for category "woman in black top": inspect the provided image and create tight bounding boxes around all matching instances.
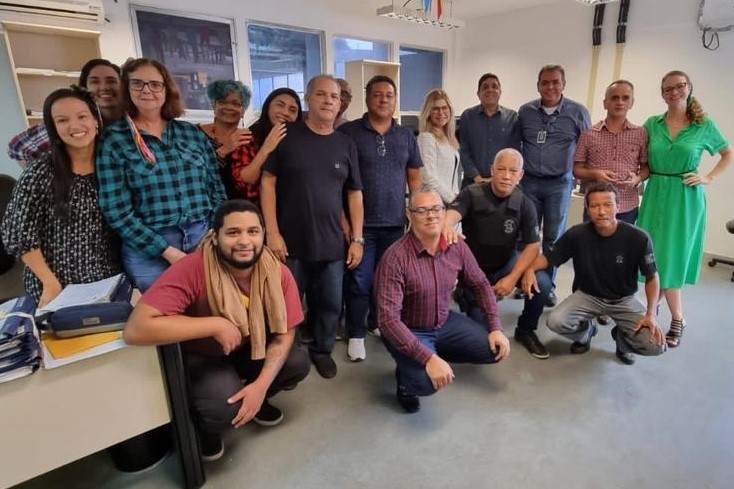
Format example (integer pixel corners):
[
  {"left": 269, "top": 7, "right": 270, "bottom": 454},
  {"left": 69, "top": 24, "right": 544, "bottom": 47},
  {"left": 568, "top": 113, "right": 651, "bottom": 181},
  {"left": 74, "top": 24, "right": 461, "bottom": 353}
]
[{"left": 1, "top": 86, "right": 121, "bottom": 306}]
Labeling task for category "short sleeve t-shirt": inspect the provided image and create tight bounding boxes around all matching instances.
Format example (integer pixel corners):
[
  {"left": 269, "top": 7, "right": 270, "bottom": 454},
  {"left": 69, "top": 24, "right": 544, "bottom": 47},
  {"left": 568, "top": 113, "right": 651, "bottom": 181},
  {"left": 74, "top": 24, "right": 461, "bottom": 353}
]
[
  {"left": 140, "top": 249, "right": 304, "bottom": 355},
  {"left": 263, "top": 121, "right": 362, "bottom": 261},
  {"left": 545, "top": 221, "right": 657, "bottom": 300}
]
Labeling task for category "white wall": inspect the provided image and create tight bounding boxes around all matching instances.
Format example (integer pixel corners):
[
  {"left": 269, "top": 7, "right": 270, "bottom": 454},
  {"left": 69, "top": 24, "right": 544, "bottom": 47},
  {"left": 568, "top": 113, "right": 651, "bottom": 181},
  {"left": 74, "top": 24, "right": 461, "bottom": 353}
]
[{"left": 455, "top": 0, "right": 734, "bottom": 257}]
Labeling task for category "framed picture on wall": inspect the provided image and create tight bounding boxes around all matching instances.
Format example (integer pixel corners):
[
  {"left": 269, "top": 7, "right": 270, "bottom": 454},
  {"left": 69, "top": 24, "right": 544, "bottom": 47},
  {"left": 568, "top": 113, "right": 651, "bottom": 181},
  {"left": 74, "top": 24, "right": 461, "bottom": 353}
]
[{"left": 131, "top": 6, "right": 238, "bottom": 111}]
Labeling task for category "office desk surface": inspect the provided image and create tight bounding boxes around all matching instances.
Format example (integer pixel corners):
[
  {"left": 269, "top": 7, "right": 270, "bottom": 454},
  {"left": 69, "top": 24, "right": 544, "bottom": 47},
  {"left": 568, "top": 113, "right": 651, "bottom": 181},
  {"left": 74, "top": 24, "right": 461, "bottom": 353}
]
[{"left": 0, "top": 345, "right": 170, "bottom": 488}]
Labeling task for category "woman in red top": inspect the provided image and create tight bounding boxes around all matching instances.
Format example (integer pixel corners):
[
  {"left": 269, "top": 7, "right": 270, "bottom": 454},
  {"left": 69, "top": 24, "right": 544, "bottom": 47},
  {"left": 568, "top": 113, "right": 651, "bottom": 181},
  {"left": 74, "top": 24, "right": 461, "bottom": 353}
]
[{"left": 230, "top": 88, "right": 302, "bottom": 205}]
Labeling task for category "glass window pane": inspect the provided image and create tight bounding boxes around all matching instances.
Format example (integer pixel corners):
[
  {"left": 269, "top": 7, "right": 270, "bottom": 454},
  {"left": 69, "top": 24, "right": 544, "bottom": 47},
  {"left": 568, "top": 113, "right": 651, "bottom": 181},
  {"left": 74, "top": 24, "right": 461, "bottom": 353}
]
[
  {"left": 248, "top": 23, "right": 323, "bottom": 110},
  {"left": 399, "top": 47, "right": 443, "bottom": 112},
  {"left": 333, "top": 36, "right": 390, "bottom": 79}
]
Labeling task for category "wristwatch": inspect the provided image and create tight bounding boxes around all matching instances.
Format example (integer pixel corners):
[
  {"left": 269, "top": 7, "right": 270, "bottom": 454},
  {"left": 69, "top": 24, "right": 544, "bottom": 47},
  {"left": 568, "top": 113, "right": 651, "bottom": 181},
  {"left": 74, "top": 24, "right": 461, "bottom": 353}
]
[{"left": 350, "top": 236, "right": 365, "bottom": 245}]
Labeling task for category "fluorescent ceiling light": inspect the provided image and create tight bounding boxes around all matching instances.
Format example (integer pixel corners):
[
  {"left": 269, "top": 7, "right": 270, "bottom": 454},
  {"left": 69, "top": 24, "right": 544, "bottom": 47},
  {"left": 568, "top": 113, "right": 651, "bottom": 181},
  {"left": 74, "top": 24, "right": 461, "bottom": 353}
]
[
  {"left": 376, "top": 3, "right": 465, "bottom": 29},
  {"left": 575, "top": 0, "right": 620, "bottom": 5}
]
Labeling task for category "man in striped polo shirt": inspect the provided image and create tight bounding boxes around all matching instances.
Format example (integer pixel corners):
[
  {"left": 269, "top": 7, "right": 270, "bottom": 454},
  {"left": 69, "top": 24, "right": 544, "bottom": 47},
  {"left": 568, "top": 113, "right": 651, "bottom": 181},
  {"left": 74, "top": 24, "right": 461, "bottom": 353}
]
[{"left": 374, "top": 187, "right": 510, "bottom": 413}]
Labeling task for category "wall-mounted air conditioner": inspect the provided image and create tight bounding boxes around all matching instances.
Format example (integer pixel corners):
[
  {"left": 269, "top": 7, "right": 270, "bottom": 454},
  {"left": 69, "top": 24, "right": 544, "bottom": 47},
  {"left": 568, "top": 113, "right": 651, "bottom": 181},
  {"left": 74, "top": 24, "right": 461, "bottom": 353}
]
[{"left": 0, "top": 0, "right": 104, "bottom": 24}]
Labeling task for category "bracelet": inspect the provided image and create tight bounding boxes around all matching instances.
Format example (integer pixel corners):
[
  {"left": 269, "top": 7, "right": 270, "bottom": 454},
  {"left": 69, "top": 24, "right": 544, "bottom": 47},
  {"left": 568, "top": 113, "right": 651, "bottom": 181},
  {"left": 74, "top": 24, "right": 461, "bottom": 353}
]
[{"left": 350, "top": 237, "right": 365, "bottom": 245}]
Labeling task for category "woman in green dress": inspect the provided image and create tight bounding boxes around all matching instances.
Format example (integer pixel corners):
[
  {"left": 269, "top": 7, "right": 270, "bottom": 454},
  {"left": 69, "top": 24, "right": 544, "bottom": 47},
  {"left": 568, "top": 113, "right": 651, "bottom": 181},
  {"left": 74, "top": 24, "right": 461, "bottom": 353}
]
[{"left": 637, "top": 70, "right": 732, "bottom": 348}]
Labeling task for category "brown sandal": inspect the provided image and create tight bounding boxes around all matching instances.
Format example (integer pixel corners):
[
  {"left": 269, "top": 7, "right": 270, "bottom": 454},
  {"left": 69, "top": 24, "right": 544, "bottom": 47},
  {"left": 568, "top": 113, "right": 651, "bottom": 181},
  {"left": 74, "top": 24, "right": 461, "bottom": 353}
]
[{"left": 666, "top": 318, "right": 686, "bottom": 348}]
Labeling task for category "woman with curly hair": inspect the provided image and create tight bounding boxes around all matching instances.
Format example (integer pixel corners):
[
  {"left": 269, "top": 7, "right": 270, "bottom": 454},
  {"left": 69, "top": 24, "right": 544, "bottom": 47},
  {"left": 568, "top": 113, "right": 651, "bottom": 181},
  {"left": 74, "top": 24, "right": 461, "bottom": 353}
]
[
  {"left": 637, "top": 70, "right": 732, "bottom": 347},
  {"left": 199, "top": 79, "right": 253, "bottom": 197}
]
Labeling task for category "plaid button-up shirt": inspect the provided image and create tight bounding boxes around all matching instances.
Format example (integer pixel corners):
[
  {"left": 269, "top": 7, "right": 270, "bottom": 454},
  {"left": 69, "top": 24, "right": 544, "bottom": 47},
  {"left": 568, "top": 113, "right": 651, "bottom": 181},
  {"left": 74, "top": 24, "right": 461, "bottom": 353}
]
[
  {"left": 574, "top": 119, "right": 648, "bottom": 213},
  {"left": 6, "top": 123, "right": 51, "bottom": 163},
  {"left": 97, "top": 118, "right": 226, "bottom": 258},
  {"left": 375, "top": 232, "right": 502, "bottom": 365}
]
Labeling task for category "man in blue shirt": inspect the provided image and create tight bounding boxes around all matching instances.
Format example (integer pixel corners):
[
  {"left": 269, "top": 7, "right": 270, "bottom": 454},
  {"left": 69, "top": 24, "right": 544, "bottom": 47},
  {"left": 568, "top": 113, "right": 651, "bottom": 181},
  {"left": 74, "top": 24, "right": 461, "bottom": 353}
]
[
  {"left": 339, "top": 75, "right": 423, "bottom": 362},
  {"left": 459, "top": 73, "right": 521, "bottom": 188},
  {"left": 518, "top": 64, "right": 591, "bottom": 306}
]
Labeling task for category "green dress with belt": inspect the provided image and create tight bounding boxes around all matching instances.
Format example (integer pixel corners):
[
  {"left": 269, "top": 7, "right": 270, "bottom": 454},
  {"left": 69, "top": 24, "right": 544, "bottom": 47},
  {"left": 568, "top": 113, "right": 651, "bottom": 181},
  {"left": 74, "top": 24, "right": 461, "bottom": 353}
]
[{"left": 637, "top": 114, "right": 728, "bottom": 288}]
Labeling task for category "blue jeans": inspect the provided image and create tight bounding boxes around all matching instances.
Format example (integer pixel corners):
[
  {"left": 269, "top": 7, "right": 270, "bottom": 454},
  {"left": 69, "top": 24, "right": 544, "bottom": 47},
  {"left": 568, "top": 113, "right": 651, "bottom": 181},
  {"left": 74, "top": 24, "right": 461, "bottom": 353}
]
[
  {"left": 459, "top": 252, "right": 551, "bottom": 333},
  {"left": 382, "top": 311, "right": 500, "bottom": 397},
  {"left": 520, "top": 173, "right": 574, "bottom": 283},
  {"left": 582, "top": 206, "right": 639, "bottom": 225},
  {"left": 122, "top": 220, "right": 209, "bottom": 292},
  {"left": 286, "top": 258, "right": 344, "bottom": 355},
  {"left": 345, "top": 226, "right": 404, "bottom": 339}
]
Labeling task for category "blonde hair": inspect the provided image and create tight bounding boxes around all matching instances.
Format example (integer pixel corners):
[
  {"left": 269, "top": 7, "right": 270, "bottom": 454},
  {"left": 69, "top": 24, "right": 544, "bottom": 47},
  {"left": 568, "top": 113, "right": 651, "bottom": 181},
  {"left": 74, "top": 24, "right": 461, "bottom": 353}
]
[
  {"left": 661, "top": 70, "right": 706, "bottom": 125},
  {"left": 418, "top": 89, "right": 459, "bottom": 149}
]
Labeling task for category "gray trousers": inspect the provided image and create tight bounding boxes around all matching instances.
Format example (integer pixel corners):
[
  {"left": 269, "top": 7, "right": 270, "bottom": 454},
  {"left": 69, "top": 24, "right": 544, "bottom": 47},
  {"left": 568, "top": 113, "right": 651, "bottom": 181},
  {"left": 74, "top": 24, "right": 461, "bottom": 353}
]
[{"left": 546, "top": 290, "right": 666, "bottom": 356}]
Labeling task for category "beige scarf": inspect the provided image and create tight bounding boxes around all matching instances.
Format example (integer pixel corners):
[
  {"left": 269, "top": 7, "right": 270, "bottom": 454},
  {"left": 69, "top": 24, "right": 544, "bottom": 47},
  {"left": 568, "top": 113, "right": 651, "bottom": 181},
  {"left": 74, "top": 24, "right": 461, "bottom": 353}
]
[{"left": 201, "top": 231, "right": 287, "bottom": 359}]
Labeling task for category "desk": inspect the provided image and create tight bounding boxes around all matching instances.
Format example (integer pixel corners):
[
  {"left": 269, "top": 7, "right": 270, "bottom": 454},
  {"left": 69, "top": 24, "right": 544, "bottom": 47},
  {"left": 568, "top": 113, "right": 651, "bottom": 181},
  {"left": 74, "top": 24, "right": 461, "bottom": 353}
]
[{"left": 0, "top": 345, "right": 169, "bottom": 488}]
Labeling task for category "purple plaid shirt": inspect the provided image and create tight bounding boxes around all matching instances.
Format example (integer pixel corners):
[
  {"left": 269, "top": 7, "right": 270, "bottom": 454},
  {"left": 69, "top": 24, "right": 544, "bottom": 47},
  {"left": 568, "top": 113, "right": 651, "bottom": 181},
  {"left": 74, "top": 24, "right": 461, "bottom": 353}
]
[
  {"left": 7, "top": 124, "right": 50, "bottom": 162},
  {"left": 375, "top": 232, "right": 502, "bottom": 365}
]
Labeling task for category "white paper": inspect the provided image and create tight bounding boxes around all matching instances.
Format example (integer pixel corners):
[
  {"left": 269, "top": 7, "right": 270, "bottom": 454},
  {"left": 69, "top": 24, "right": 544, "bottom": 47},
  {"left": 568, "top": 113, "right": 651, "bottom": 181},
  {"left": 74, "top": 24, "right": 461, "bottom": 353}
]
[{"left": 36, "top": 274, "right": 123, "bottom": 316}]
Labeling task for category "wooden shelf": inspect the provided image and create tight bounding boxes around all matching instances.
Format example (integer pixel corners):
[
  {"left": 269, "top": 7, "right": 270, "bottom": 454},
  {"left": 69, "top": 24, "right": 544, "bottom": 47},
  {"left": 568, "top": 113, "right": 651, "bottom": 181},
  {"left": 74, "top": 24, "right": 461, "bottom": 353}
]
[{"left": 2, "top": 21, "right": 100, "bottom": 127}]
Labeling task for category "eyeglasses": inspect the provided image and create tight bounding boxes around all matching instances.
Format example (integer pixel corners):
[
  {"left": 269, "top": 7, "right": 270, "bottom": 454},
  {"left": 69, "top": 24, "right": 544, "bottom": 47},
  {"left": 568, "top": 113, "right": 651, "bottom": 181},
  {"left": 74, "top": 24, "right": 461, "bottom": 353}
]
[
  {"left": 409, "top": 205, "right": 445, "bottom": 216},
  {"left": 662, "top": 82, "right": 687, "bottom": 95},
  {"left": 216, "top": 99, "right": 244, "bottom": 109},
  {"left": 431, "top": 106, "right": 451, "bottom": 114},
  {"left": 129, "top": 79, "right": 165, "bottom": 92},
  {"left": 376, "top": 135, "right": 386, "bottom": 157}
]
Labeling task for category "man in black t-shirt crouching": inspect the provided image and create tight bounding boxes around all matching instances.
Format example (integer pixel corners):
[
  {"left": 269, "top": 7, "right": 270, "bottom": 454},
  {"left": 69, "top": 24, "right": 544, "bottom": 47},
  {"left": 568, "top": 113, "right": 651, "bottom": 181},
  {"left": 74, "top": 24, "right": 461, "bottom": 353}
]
[{"left": 522, "top": 182, "right": 666, "bottom": 365}]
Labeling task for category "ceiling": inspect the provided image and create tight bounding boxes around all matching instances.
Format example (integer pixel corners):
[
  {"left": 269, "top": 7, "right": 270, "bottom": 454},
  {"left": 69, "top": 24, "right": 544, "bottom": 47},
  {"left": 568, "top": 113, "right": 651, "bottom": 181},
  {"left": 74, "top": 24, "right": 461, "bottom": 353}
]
[{"left": 372, "top": 0, "right": 568, "bottom": 19}]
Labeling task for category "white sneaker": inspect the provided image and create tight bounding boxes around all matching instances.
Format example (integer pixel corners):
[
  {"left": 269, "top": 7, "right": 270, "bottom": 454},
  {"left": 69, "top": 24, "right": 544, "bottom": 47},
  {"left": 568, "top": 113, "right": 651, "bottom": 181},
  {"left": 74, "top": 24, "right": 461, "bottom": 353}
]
[{"left": 347, "top": 338, "right": 366, "bottom": 362}]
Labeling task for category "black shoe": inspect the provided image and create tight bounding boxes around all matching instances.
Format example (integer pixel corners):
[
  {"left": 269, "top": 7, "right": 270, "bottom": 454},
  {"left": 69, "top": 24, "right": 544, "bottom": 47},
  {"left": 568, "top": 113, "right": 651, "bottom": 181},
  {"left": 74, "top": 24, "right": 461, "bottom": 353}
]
[
  {"left": 611, "top": 326, "right": 635, "bottom": 365},
  {"left": 545, "top": 291, "right": 558, "bottom": 308},
  {"left": 309, "top": 351, "right": 337, "bottom": 379},
  {"left": 199, "top": 430, "right": 224, "bottom": 462},
  {"left": 514, "top": 330, "right": 550, "bottom": 359},
  {"left": 570, "top": 322, "right": 597, "bottom": 354},
  {"left": 396, "top": 384, "right": 420, "bottom": 413},
  {"left": 597, "top": 315, "right": 611, "bottom": 325},
  {"left": 254, "top": 400, "right": 284, "bottom": 426}
]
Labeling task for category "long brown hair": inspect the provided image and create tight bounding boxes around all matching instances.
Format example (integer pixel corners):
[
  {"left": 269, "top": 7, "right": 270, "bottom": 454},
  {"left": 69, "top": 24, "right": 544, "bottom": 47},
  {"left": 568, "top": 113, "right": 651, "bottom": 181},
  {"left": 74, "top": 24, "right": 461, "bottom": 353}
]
[
  {"left": 661, "top": 70, "right": 706, "bottom": 124},
  {"left": 122, "top": 58, "right": 185, "bottom": 120},
  {"left": 418, "top": 89, "right": 458, "bottom": 149}
]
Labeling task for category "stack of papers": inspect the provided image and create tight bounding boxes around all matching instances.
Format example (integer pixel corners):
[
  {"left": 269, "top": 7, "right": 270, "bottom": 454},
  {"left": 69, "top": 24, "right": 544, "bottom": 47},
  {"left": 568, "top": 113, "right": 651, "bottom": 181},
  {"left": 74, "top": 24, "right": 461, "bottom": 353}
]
[
  {"left": 0, "top": 296, "right": 41, "bottom": 384},
  {"left": 40, "top": 330, "right": 126, "bottom": 370},
  {"left": 36, "top": 273, "right": 124, "bottom": 316}
]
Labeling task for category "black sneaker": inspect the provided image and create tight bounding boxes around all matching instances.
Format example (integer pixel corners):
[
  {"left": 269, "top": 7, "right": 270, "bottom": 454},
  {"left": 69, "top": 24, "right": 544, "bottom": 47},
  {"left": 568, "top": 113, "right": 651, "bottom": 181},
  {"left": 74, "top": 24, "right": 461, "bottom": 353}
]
[
  {"left": 570, "top": 321, "right": 597, "bottom": 354},
  {"left": 199, "top": 430, "right": 224, "bottom": 462},
  {"left": 514, "top": 330, "right": 550, "bottom": 359},
  {"left": 309, "top": 351, "right": 337, "bottom": 379},
  {"left": 254, "top": 400, "right": 284, "bottom": 426},
  {"left": 545, "top": 291, "right": 558, "bottom": 308},
  {"left": 611, "top": 326, "right": 635, "bottom": 365},
  {"left": 396, "top": 384, "right": 420, "bottom": 413}
]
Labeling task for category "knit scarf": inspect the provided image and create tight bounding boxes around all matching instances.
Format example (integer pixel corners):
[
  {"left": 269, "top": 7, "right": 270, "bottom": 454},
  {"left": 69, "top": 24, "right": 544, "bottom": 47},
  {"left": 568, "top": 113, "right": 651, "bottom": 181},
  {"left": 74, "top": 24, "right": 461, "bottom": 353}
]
[{"left": 200, "top": 231, "right": 287, "bottom": 359}]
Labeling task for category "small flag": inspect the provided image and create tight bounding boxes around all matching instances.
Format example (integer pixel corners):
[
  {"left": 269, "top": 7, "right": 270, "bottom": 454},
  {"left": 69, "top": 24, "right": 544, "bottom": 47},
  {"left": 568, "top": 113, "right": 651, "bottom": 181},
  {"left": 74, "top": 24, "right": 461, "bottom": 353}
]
[{"left": 437, "top": 0, "right": 443, "bottom": 19}]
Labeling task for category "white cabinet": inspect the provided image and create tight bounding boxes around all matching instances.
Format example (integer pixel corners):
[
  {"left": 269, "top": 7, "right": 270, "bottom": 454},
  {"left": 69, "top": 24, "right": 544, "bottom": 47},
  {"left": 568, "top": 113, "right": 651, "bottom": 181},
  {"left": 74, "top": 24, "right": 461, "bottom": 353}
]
[
  {"left": 344, "top": 59, "right": 400, "bottom": 121},
  {"left": 2, "top": 22, "right": 100, "bottom": 127}
]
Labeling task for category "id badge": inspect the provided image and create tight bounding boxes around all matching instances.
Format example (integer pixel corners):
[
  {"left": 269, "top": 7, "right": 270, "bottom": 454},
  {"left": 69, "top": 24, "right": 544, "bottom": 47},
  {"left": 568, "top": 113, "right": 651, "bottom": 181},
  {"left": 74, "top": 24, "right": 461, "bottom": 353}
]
[{"left": 536, "top": 130, "right": 547, "bottom": 144}]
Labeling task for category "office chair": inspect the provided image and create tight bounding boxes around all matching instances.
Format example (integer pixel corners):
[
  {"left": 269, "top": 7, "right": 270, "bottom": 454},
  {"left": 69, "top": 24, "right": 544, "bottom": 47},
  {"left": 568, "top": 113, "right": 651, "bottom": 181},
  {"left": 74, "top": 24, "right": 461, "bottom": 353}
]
[{"left": 708, "top": 219, "right": 734, "bottom": 282}]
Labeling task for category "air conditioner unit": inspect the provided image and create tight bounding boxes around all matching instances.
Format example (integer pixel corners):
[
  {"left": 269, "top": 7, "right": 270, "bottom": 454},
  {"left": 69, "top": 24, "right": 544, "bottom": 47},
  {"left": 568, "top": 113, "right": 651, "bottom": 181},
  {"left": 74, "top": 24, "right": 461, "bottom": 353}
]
[{"left": 0, "top": 0, "right": 104, "bottom": 24}]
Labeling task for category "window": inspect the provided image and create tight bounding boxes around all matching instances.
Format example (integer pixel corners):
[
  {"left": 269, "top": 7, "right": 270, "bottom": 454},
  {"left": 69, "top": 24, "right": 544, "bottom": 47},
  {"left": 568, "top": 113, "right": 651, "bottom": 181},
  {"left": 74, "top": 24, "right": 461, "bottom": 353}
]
[
  {"left": 247, "top": 23, "right": 323, "bottom": 110},
  {"left": 333, "top": 36, "right": 390, "bottom": 78},
  {"left": 132, "top": 7, "right": 237, "bottom": 111},
  {"left": 399, "top": 47, "right": 444, "bottom": 111}
]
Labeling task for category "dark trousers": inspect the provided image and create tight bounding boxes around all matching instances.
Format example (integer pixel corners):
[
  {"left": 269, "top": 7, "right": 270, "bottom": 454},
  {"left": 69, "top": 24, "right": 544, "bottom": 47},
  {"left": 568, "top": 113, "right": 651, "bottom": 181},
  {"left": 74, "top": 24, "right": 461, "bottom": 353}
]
[
  {"left": 286, "top": 258, "right": 344, "bottom": 355},
  {"left": 457, "top": 251, "right": 551, "bottom": 333},
  {"left": 186, "top": 345, "right": 310, "bottom": 434},
  {"left": 345, "top": 226, "right": 405, "bottom": 339},
  {"left": 382, "top": 311, "right": 499, "bottom": 397}
]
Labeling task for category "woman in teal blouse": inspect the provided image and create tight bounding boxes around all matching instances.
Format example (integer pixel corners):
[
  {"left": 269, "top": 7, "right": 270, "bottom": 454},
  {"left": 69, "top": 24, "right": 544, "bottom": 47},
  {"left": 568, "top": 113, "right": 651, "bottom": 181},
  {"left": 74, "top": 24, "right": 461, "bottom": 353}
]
[{"left": 637, "top": 70, "right": 732, "bottom": 347}]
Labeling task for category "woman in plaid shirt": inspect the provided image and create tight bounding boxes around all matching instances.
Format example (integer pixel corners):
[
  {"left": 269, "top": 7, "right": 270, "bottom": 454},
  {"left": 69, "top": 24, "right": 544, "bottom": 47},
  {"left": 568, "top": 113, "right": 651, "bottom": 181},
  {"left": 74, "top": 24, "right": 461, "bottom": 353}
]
[{"left": 97, "top": 58, "right": 226, "bottom": 291}]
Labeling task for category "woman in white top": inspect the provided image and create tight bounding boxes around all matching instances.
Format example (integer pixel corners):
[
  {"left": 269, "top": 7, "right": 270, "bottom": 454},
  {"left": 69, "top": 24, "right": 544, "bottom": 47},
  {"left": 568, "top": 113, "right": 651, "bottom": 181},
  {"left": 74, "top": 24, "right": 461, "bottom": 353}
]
[{"left": 417, "top": 89, "right": 461, "bottom": 205}]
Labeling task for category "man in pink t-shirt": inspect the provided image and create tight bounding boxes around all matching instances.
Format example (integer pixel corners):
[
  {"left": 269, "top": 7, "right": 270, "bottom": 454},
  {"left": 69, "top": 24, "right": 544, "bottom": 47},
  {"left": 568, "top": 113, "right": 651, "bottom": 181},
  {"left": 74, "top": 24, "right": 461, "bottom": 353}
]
[{"left": 125, "top": 200, "right": 309, "bottom": 462}]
